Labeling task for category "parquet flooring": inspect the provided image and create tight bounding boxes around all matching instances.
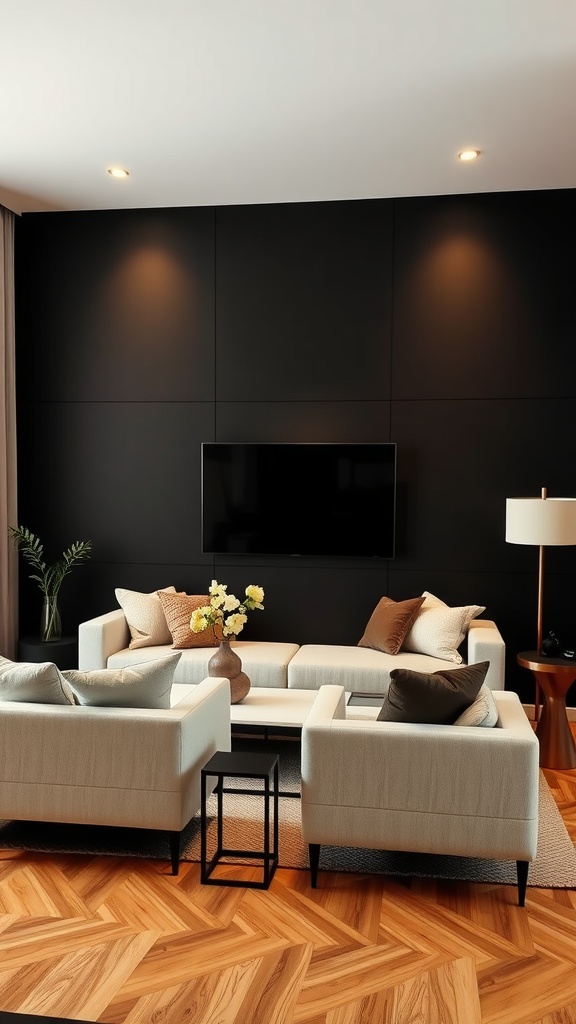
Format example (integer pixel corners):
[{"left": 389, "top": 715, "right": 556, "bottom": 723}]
[{"left": 0, "top": 731, "right": 575, "bottom": 1023}]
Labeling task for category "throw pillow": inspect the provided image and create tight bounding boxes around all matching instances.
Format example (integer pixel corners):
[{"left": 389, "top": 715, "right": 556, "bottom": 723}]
[
  {"left": 401, "top": 591, "right": 486, "bottom": 664},
  {"left": 453, "top": 683, "right": 499, "bottom": 727},
  {"left": 0, "top": 657, "right": 75, "bottom": 704},
  {"left": 358, "top": 596, "right": 425, "bottom": 656},
  {"left": 377, "top": 660, "right": 489, "bottom": 725},
  {"left": 157, "top": 591, "right": 215, "bottom": 648},
  {"left": 115, "top": 585, "right": 179, "bottom": 650},
  {"left": 63, "top": 652, "right": 182, "bottom": 709}
]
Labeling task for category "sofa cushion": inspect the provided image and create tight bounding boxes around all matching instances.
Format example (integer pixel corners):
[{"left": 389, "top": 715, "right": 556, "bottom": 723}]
[
  {"left": 157, "top": 591, "right": 214, "bottom": 648},
  {"left": 0, "top": 657, "right": 75, "bottom": 704},
  {"left": 115, "top": 585, "right": 178, "bottom": 650},
  {"left": 358, "top": 596, "right": 425, "bottom": 656},
  {"left": 402, "top": 590, "right": 486, "bottom": 664},
  {"left": 63, "top": 652, "right": 182, "bottom": 708},
  {"left": 377, "top": 660, "right": 489, "bottom": 724},
  {"left": 453, "top": 682, "right": 499, "bottom": 727}
]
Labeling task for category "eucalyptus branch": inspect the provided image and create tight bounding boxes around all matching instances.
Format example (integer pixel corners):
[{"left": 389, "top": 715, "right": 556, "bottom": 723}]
[{"left": 9, "top": 525, "right": 92, "bottom": 599}]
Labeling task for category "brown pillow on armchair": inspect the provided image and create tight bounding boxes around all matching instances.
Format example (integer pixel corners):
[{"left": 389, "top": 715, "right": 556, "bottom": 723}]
[{"left": 377, "top": 661, "right": 490, "bottom": 725}]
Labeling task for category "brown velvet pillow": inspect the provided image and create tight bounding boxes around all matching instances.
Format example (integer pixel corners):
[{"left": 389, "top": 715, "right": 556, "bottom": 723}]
[
  {"left": 157, "top": 591, "right": 215, "bottom": 649},
  {"left": 358, "top": 596, "right": 425, "bottom": 655},
  {"left": 377, "top": 661, "right": 490, "bottom": 725}
]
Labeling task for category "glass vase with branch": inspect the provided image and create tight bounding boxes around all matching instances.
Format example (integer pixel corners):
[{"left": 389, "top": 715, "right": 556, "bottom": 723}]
[{"left": 9, "top": 525, "right": 93, "bottom": 642}]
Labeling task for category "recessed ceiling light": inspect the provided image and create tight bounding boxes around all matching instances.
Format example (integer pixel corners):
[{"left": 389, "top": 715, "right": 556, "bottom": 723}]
[
  {"left": 107, "top": 167, "right": 130, "bottom": 178},
  {"left": 458, "top": 149, "right": 481, "bottom": 162}
]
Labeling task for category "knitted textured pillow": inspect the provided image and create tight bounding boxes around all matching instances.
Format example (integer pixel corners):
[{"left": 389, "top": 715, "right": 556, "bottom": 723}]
[
  {"left": 157, "top": 591, "right": 215, "bottom": 649},
  {"left": 402, "top": 591, "right": 486, "bottom": 664},
  {"left": 453, "top": 682, "right": 499, "bottom": 727},
  {"left": 115, "top": 585, "right": 178, "bottom": 649}
]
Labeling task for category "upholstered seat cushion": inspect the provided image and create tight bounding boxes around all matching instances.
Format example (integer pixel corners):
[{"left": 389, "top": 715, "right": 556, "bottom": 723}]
[
  {"left": 287, "top": 644, "right": 457, "bottom": 694},
  {"left": 107, "top": 641, "right": 300, "bottom": 689}
]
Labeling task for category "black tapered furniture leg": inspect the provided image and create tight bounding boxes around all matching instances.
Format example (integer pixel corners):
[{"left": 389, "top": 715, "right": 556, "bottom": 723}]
[
  {"left": 169, "top": 831, "right": 181, "bottom": 875},
  {"left": 516, "top": 860, "right": 529, "bottom": 906},
  {"left": 309, "top": 843, "right": 321, "bottom": 888}
]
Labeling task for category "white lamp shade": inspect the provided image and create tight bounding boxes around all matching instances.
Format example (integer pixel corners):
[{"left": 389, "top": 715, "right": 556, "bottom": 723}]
[{"left": 506, "top": 497, "right": 576, "bottom": 546}]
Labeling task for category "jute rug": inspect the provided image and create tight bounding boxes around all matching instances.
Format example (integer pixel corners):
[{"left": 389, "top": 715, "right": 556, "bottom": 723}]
[{"left": 1, "top": 739, "right": 575, "bottom": 889}]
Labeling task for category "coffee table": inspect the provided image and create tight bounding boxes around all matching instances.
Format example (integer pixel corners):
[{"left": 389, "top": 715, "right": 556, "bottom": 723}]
[
  {"left": 230, "top": 686, "right": 382, "bottom": 730},
  {"left": 230, "top": 687, "right": 322, "bottom": 733}
]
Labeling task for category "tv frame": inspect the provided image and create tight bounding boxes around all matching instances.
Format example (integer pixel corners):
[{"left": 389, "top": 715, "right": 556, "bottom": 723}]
[{"left": 201, "top": 441, "right": 397, "bottom": 559}]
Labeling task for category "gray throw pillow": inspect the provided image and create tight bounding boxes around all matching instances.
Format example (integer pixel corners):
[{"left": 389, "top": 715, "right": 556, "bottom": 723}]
[
  {"left": 0, "top": 656, "right": 75, "bottom": 704},
  {"left": 377, "top": 661, "right": 490, "bottom": 725},
  {"left": 63, "top": 652, "right": 182, "bottom": 708}
]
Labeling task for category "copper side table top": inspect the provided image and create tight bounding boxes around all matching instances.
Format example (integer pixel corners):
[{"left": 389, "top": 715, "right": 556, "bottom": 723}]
[
  {"left": 517, "top": 650, "right": 576, "bottom": 674},
  {"left": 517, "top": 651, "right": 576, "bottom": 770}
]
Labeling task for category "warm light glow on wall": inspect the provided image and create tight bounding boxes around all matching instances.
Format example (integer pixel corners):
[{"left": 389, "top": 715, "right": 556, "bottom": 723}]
[
  {"left": 458, "top": 149, "right": 481, "bottom": 162},
  {"left": 107, "top": 167, "right": 130, "bottom": 178}
]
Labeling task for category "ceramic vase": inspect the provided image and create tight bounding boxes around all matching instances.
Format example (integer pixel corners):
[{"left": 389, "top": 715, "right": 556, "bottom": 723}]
[{"left": 208, "top": 638, "right": 251, "bottom": 704}]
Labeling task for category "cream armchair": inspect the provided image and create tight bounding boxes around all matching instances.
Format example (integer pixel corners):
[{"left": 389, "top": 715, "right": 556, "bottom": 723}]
[
  {"left": 0, "top": 676, "right": 231, "bottom": 874},
  {"left": 301, "top": 685, "right": 539, "bottom": 905}
]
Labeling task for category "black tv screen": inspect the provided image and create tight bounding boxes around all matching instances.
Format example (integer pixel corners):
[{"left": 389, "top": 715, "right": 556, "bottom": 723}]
[{"left": 201, "top": 442, "right": 396, "bottom": 558}]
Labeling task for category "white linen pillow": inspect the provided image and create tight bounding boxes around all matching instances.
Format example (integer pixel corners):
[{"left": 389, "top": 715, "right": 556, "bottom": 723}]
[
  {"left": 0, "top": 656, "right": 75, "bottom": 704},
  {"left": 115, "top": 585, "right": 177, "bottom": 649},
  {"left": 402, "top": 591, "right": 486, "bottom": 664},
  {"left": 63, "top": 652, "right": 181, "bottom": 709},
  {"left": 453, "top": 683, "right": 499, "bottom": 727}
]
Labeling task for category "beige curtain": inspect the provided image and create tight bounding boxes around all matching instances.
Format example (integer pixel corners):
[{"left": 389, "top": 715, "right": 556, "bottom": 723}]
[{"left": 0, "top": 204, "right": 18, "bottom": 658}]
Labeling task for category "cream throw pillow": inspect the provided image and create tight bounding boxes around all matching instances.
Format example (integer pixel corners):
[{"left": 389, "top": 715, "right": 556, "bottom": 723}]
[
  {"left": 63, "top": 653, "right": 182, "bottom": 708},
  {"left": 0, "top": 657, "right": 75, "bottom": 704},
  {"left": 115, "top": 585, "right": 178, "bottom": 649},
  {"left": 453, "top": 683, "right": 499, "bottom": 727},
  {"left": 402, "top": 591, "right": 486, "bottom": 664}
]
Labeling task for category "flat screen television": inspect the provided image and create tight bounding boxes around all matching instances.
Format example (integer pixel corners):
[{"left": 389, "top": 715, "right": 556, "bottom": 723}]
[{"left": 201, "top": 442, "right": 396, "bottom": 558}]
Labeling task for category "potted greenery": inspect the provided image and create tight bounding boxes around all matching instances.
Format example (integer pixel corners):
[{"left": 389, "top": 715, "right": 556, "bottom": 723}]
[{"left": 9, "top": 525, "right": 92, "bottom": 642}]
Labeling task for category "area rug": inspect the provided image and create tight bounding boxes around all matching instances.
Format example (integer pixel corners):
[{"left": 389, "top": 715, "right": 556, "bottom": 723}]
[{"left": 0, "top": 739, "right": 575, "bottom": 889}]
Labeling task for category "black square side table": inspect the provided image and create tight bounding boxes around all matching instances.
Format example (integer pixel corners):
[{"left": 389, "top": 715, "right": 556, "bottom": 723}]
[{"left": 201, "top": 749, "right": 279, "bottom": 889}]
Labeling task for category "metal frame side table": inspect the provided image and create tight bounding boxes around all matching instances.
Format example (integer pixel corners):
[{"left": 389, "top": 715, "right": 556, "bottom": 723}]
[
  {"left": 517, "top": 651, "right": 576, "bottom": 769},
  {"left": 200, "top": 749, "right": 279, "bottom": 889}
]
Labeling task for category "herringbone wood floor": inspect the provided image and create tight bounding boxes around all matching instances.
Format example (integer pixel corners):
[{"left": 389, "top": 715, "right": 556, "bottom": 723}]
[{"left": 0, "top": 730, "right": 575, "bottom": 1023}]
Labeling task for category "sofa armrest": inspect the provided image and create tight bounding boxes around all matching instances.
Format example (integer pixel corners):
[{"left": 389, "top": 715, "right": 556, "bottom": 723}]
[
  {"left": 78, "top": 609, "right": 129, "bottom": 670},
  {"left": 467, "top": 618, "right": 505, "bottom": 689}
]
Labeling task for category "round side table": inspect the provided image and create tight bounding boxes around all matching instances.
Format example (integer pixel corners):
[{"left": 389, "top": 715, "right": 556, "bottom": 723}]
[
  {"left": 18, "top": 636, "right": 78, "bottom": 671},
  {"left": 517, "top": 651, "right": 576, "bottom": 769}
]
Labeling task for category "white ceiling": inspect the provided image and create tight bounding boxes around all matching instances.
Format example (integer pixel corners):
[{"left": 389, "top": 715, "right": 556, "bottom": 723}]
[{"left": 2, "top": 0, "right": 575, "bottom": 215}]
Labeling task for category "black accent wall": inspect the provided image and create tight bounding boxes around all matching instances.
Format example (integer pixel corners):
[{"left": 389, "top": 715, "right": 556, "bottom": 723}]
[{"left": 14, "top": 189, "right": 576, "bottom": 702}]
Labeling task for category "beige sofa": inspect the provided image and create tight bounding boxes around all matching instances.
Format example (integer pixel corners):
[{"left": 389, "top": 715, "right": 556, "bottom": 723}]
[
  {"left": 301, "top": 685, "right": 539, "bottom": 905},
  {"left": 78, "top": 611, "right": 505, "bottom": 694},
  {"left": 0, "top": 676, "right": 231, "bottom": 873}
]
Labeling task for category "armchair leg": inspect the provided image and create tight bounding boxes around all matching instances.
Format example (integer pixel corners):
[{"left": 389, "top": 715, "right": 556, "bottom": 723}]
[
  {"left": 169, "top": 831, "right": 181, "bottom": 875},
  {"left": 309, "top": 843, "right": 321, "bottom": 888},
  {"left": 516, "top": 860, "right": 529, "bottom": 906}
]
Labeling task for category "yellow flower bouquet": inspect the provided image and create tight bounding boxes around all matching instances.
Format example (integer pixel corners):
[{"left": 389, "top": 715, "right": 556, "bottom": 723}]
[{"left": 190, "top": 579, "right": 265, "bottom": 641}]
